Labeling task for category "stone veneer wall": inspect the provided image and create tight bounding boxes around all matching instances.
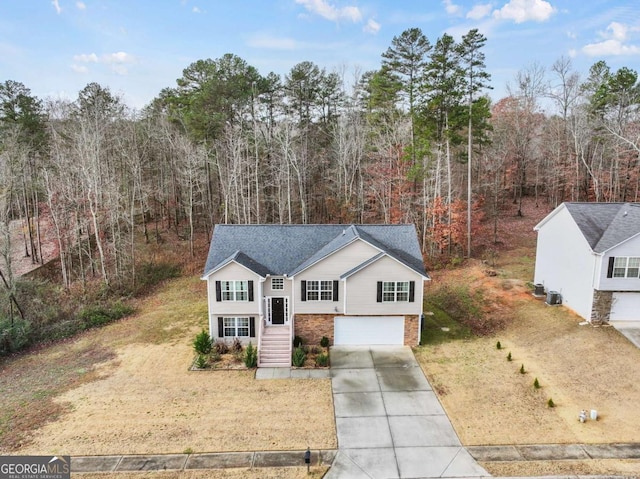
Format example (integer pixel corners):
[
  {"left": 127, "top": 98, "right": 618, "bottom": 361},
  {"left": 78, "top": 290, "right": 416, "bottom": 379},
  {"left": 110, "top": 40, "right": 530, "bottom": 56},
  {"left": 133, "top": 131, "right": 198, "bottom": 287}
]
[
  {"left": 294, "top": 314, "right": 420, "bottom": 347},
  {"left": 590, "top": 290, "right": 613, "bottom": 325}
]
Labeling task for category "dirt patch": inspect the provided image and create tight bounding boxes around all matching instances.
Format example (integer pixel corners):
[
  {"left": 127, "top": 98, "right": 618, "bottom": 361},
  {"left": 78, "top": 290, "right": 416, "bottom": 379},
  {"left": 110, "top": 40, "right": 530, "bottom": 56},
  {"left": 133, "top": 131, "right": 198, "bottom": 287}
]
[
  {"left": 416, "top": 252, "right": 640, "bottom": 476},
  {"left": 3, "top": 276, "right": 336, "bottom": 456}
]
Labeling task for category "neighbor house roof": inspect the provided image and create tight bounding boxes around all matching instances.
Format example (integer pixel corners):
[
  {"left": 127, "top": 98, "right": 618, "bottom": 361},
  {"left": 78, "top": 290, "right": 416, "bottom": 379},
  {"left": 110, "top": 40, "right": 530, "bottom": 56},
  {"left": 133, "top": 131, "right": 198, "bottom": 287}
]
[
  {"left": 535, "top": 202, "right": 640, "bottom": 253},
  {"left": 202, "top": 224, "right": 428, "bottom": 279}
]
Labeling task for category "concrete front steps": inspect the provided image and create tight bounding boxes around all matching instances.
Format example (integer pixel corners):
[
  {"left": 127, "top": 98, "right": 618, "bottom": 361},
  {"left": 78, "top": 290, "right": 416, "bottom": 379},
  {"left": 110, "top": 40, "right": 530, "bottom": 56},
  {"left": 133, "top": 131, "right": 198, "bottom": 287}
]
[{"left": 259, "top": 325, "right": 291, "bottom": 367}]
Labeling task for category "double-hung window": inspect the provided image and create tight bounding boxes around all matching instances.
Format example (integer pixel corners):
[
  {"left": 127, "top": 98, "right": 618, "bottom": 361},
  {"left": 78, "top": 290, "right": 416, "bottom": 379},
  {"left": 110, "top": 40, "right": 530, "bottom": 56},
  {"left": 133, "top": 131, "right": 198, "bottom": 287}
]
[
  {"left": 221, "top": 280, "right": 248, "bottom": 301},
  {"left": 306, "top": 280, "right": 333, "bottom": 301},
  {"left": 223, "top": 317, "right": 249, "bottom": 337},
  {"left": 612, "top": 257, "right": 640, "bottom": 278},
  {"left": 382, "top": 281, "right": 410, "bottom": 302}
]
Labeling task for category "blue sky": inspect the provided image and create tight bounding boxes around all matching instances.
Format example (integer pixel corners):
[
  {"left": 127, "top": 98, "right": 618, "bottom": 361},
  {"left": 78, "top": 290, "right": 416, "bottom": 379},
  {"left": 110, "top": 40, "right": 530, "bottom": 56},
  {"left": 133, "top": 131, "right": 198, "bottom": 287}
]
[{"left": 1, "top": 0, "right": 639, "bottom": 110}]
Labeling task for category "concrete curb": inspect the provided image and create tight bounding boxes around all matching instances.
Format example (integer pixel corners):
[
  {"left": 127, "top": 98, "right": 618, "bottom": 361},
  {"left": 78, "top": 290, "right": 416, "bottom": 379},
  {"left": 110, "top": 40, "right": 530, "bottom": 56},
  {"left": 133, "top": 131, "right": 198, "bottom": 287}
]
[
  {"left": 468, "top": 443, "right": 640, "bottom": 462},
  {"left": 71, "top": 449, "right": 337, "bottom": 473}
]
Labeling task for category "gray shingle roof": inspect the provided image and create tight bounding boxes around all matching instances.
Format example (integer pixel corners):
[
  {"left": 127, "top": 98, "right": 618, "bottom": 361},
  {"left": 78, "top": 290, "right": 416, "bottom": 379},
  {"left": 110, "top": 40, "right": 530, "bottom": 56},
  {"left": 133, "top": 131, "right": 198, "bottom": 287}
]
[
  {"left": 564, "top": 202, "right": 640, "bottom": 253},
  {"left": 202, "top": 224, "right": 428, "bottom": 278}
]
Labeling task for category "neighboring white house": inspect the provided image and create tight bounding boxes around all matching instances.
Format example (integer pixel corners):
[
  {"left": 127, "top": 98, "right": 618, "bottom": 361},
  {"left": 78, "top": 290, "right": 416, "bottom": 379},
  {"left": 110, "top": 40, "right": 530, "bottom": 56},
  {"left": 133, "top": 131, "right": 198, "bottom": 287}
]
[
  {"left": 201, "top": 224, "right": 429, "bottom": 367},
  {"left": 533, "top": 202, "right": 640, "bottom": 323}
]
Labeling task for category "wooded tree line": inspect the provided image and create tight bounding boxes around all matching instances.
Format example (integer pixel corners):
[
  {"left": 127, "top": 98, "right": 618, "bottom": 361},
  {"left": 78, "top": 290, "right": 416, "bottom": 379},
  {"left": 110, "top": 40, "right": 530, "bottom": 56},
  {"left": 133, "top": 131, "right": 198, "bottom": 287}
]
[{"left": 1, "top": 27, "right": 640, "bottom": 300}]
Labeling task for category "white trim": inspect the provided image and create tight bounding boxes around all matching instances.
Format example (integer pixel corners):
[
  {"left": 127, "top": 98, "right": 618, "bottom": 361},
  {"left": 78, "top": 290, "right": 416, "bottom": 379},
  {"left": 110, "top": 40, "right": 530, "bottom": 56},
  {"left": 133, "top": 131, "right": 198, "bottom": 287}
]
[
  {"left": 202, "top": 259, "right": 266, "bottom": 280},
  {"left": 341, "top": 251, "right": 429, "bottom": 281}
]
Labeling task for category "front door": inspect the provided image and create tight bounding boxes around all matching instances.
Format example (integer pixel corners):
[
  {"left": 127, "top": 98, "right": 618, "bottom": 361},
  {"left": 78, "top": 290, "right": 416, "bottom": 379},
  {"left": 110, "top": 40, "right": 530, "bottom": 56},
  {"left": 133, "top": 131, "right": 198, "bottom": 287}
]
[{"left": 271, "top": 297, "right": 285, "bottom": 324}]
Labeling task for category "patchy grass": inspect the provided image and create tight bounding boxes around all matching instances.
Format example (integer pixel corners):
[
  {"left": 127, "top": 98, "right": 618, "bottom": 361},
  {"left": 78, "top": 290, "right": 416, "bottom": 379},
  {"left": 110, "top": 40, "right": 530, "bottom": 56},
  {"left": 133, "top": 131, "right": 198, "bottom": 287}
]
[{"left": 421, "top": 304, "right": 473, "bottom": 345}]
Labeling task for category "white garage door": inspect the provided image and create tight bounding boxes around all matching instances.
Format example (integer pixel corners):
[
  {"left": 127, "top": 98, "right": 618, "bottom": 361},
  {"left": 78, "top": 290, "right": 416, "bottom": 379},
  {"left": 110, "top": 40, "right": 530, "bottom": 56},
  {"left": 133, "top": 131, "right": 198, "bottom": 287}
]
[
  {"left": 610, "top": 293, "right": 640, "bottom": 321},
  {"left": 334, "top": 316, "right": 404, "bottom": 345}
]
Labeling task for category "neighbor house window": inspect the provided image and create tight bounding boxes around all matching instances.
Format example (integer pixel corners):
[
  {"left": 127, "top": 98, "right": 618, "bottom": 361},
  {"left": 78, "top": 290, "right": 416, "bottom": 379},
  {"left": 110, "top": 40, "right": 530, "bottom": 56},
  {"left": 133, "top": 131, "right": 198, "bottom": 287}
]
[
  {"left": 221, "top": 280, "right": 248, "bottom": 301},
  {"left": 223, "top": 317, "right": 249, "bottom": 337},
  {"left": 612, "top": 257, "right": 640, "bottom": 278},
  {"left": 271, "top": 277, "right": 284, "bottom": 290},
  {"left": 382, "top": 281, "right": 410, "bottom": 302},
  {"left": 306, "top": 280, "right": 333, "bottom": 301}
]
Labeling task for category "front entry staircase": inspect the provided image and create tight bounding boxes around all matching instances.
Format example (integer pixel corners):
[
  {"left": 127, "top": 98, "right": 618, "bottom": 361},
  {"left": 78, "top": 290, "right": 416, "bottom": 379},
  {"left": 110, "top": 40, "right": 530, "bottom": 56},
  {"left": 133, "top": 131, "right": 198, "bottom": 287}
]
[{"left": 258, "top": 325, "right": 291, "bottom": 367}]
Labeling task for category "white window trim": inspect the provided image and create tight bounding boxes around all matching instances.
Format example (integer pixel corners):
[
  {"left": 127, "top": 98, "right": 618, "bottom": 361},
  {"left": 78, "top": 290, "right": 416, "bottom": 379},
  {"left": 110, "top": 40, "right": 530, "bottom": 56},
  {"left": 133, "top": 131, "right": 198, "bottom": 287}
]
[
  {"left": 613, "top": 257, "right": 640, "bottom": 279},
  {"left": 306, "top": 280, "right": 333, "bottom": 301},
  {"left": 223, "top": 317, "right": 250, "bottom": 337},
  {"left": 221, "top": 280, "right": 249, "bottom": 301},
  {"left": 382, "top": 281, "right": 410, "bottom": 302},
  {"left": 271, "top": 277, "right": 284, "bottom": 290}
]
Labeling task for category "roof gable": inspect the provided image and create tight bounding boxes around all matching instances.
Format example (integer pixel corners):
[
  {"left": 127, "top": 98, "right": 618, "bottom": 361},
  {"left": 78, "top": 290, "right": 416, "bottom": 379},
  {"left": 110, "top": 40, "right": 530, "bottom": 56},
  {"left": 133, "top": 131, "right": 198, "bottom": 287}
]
[
  {"left": 203, "top": 224, "right": 428, "bottom": 278},
  {"left": 541, "top": 202, "right": 640, "bottom": 253}
]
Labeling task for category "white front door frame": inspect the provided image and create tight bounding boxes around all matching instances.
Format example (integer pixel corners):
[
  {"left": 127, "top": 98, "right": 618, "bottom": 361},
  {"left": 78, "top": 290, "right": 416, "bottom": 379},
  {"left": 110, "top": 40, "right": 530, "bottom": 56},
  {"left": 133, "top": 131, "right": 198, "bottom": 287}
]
[{"left": 265, "top": 296, "right": 289, "bottom": 325}]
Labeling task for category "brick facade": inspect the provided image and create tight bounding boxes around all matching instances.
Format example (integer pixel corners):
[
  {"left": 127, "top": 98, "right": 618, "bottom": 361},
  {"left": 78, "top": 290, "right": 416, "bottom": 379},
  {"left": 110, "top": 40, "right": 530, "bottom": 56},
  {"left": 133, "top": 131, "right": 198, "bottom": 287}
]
[
  {"left": 590, "top": 290, "right": 613, "bottom": 325},
  {"left": 294, "top": 314, "right": 420, "bottom": 347}
]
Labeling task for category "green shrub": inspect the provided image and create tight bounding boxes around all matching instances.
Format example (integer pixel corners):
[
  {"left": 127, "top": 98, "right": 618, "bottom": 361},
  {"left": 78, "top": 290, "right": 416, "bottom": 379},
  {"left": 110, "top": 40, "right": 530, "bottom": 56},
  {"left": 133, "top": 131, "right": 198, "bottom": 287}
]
[
  {"left": 214, "top": 340, "right": 229, "bottom": 355},
  {"left": 496, "top": 341, "right": 502, "bottom": 350},
  {"left": 293, "top": 335, "right": 304, "bottom": 348},
  {"left": 0, "top": 317, "right": 32, "bottom": 355},
  {"left": 315, "top": 353, "right": 329, "bottom": 367},
  {"left": 193, "top": 330, "right": 212, "bottom": 355},
  {"left": 534, "top": 378, "right": 541, "bottom": 389},
  {"left": 320, "top": 336, "right": 330, "bottom": 348},
  {"left": 231, "top": 337, "right": 243, "bottom": 353},
  {"left": 194, "top": 354, "right": 208, "bottom": 369},
  {"left": 507, "top": 352, "right": 512, "bottom": 361},
  {"left": 136, "top": 261, "right": 181, "bottom": 291},
  {"left": 547, "top": 398, "right": 555, "bottom": 408},
  {"left": 244, "top": 342, "right": 258, "bottom": 368},
  {"left": 78, "top": 301, "right": 134, "bottom": 329},
  {"left": 292, "top": 347, "right": 306, "bottom": 367},
  {"left": 520, "top": 364, "right": 526, "bottom": 374}
]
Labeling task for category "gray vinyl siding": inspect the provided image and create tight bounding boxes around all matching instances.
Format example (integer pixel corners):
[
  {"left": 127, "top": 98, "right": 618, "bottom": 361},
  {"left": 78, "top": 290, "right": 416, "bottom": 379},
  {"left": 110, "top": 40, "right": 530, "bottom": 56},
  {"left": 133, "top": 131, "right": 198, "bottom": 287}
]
[
  {"left": 207, "top": 262, "right": 261, "bottom": 316},
  {"left": 345, "top": 255, "right": 423, "bottom": 315}
]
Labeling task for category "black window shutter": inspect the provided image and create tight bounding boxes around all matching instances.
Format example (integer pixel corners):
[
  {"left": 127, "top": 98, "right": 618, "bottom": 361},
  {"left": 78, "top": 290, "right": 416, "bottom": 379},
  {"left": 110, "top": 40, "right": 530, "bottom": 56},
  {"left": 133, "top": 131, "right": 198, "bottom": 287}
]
[
  {"left": 301, "top": 281, "right": 307, "bottom": 302},
  {"left": 248, "top": 281, "right": 254, "bottom": 301},
  {"left": 217, "top": 317, "right": 224, "bottom": 337},
  {"left": 215, "top": 281, "right": 221, "bottom": 301},
  {"left": 249, "top": 317, "right": 255, "bottom": 337},
  {"left": 607, "top": 257, "right": 615, "bottom": 278},
  {"left": 377, "top": 281, "right": 383, "bottom": 302},
  {"left": 333, "top": 280, "right": 339, "bottom": 301},
  {"left": 409, "top": 281, "right": 415, "bottom": 302}
]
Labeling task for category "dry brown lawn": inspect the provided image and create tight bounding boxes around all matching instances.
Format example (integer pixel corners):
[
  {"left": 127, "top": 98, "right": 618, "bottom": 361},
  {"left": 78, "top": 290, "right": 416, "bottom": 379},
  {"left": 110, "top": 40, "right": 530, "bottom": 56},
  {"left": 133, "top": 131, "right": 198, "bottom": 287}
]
[
  {"left": 1, "top": 276, "right": 336, "bottom": 457},
  {"left": 76, "top": 467, "right": 328, "bottom": 478},
  {"left": 415, "top": 248, "right": 640, "bottom": 476}
]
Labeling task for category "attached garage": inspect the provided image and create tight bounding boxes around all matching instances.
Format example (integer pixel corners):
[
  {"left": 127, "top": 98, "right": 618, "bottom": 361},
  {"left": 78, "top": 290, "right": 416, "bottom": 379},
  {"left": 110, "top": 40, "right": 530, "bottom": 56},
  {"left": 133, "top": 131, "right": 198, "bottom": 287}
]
[
  {"left": 610, "top": 292, "right": 640, "bottom": 321},
  {"left": 334, "top": 316, "right": 404, "bottom": 345}
]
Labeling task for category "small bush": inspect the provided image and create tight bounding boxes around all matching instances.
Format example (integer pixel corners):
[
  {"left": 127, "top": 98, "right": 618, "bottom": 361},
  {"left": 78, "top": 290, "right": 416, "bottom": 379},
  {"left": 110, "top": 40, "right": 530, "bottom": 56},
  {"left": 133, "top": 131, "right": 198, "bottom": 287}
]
[
  {"left": 292, "top": 347, "right": 306, "bottom": 367},
  {"left": 315, "top": 353, "right": 329, "bottom": 367},
  {"left": 547, "top": 398, "right": 556, "bottom": 408},
  {"left": 520, "top": 364, "right": 526, "bottom": 374},
  {"left": 78, "top": 301, "right": 134, "bottom": 329},
  {"left": 507, "top": 352, "right": 512, "bottom": 361},
  {"left": 214, "top": 340, "right": 229, "bottom": 355},
  {"left": 496, "top": 341, "right": 502, "bottom": 350},
  {"left": 231, "top": 337, "right": 243, "bottom": 353},
  {"left": 293, "top": 335, "right": 304, "bottom": 348},
  {"left": 244, "top": 342, "right": 258, "bottom": 368},
  {"left": 310, "top": 345, "right": 320, "bottom": 354},
  {"left": 193, "top": 330, "right": 212, "bottom": 355},
  {"left": 0, "top": 317, "right": 32, "bottom": 355},
  {"left": 135, "top": 261, "right": 181, "bottom": 292},
  {"left": 194, "top": 354, "right": 208, "bottom": 369},
  {"left": 320, "top": 336, "right": 330, "bottom": 348},
  {"left": 534, "top": 377, "right": 541, "bottom": 389}
]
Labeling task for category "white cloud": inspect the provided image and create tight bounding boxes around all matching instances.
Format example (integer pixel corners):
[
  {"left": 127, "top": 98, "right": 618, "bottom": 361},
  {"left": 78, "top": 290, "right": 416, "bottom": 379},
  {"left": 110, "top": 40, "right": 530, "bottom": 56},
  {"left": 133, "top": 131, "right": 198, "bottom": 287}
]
[
  {"left": 295, "top": 0, "right": 362, "bottom": 23},
  {"left": 247, "top": 33, "right": 298, "bottom": 50},
  {"left": 52, "top": 0, "right": 62, "bottom": 14},
  {"left": 73, "top": 53, "right": 98, "bottom": 63},
  {"left": 467, "top": 3, "right": 493, "bottom": 20},
  {"left": 493, "top": 0, "right": 555, "bottom": 23},
  {"left": 582, "top": 22, "right": 640, "bottom": 57},
  {"left": 443, "top": 0, "right": 462, "bottom": 15},
  {"left": 102, "top": 51, "right": 135, "bottom": 64},
  {"left": 192, "top": 6, "right": 201, "bottom": 13},
  {"left": 76, "top": 1, "right": 86, "bottom": 10},
  {"left": 568, "top": 48, "right": 577, "bottom": 58},
  {"left": 70, "top": 64, "right": 88, "bottom": 74},
  {"left": 364, "top": 18, "right": 380, "bottom": 34},
  {"left": 110, "top": 64, "right": 129, "bottom": 75}
]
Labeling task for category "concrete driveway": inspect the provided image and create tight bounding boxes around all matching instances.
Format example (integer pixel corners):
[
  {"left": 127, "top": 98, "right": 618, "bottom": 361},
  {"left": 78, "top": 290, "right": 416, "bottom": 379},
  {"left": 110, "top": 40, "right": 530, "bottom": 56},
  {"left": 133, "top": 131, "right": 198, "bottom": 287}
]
[
  {"left": 325, "top": 346, "right": 488, "bottom": 479},
  {"left": 610, "top": 321, "right": 640, "bottom": 349}
]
